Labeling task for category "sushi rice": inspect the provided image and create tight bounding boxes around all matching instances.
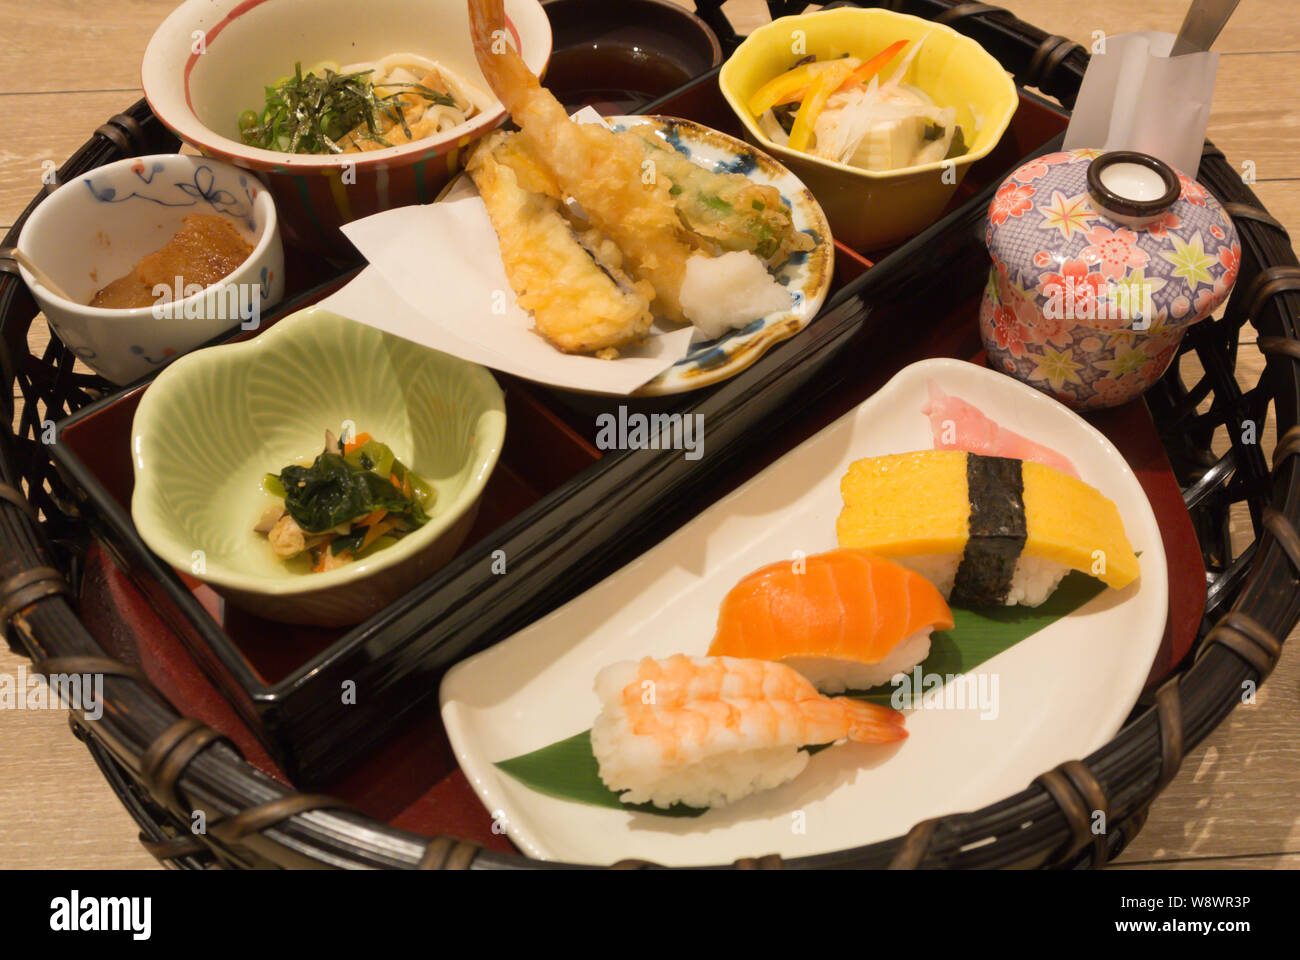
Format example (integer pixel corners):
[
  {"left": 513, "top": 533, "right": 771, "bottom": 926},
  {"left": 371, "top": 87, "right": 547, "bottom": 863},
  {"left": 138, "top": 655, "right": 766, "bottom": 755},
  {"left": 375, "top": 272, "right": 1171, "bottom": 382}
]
[
  {"left": 783, "top": 628, "right": 934, "bottom": 695},
  {"left": 898, "top": 553, "right": 1071, "bottom": 608}
]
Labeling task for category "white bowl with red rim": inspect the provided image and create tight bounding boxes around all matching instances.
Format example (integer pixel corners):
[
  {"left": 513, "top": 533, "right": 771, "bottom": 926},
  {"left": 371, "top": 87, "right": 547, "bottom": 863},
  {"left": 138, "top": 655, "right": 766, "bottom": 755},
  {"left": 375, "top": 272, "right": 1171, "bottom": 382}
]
[{"left": 141, "top": 0, "right": 552, "bottom": 257}]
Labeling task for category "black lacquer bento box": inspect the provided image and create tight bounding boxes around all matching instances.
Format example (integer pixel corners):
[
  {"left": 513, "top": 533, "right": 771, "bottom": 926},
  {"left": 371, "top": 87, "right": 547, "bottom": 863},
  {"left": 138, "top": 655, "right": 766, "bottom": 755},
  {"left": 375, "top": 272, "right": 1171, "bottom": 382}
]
[{"left": 1, "top": 0, "right": 1297, "bottom": 869}]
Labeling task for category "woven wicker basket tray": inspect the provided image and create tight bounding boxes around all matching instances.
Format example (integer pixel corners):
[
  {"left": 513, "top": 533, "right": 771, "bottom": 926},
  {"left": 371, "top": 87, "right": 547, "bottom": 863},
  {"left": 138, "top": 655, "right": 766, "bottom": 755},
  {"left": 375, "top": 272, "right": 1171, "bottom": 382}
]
[{"left": 1, "top": 0, "right": 1296, "bottom": 869}]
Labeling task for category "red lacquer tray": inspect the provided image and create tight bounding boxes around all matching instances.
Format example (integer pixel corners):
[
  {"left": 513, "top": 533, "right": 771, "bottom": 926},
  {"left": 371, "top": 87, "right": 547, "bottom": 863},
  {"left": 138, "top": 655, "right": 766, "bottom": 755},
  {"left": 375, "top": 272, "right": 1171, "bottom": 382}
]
[
  {"left": 66, "top": 283, "right": 1205, "bottom": 855},
  {"left": 50, "top": 78, "right": 1204, "bottom": 847}
]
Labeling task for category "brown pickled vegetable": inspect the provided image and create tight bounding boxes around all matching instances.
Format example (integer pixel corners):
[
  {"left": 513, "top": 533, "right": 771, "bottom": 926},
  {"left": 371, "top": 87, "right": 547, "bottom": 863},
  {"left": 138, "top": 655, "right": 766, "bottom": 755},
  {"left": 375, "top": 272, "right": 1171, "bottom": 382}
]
[{"left": 89, "top": 214, "right": 253, "bottom": 309}]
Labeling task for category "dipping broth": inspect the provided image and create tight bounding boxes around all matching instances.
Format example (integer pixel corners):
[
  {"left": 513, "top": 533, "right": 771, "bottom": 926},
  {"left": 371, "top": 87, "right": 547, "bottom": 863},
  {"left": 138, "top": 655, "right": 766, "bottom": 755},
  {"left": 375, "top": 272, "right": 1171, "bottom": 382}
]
[{"left": 545, "top": 41, "right": 696, "bottom": 114}]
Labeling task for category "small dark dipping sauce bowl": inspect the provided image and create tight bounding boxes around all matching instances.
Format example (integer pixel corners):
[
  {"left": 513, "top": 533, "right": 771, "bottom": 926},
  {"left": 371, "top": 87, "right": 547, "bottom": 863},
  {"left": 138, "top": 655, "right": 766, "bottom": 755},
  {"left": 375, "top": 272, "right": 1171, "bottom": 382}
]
[{"left": 542, "top": 0, "right": 722, "bottom": 114}]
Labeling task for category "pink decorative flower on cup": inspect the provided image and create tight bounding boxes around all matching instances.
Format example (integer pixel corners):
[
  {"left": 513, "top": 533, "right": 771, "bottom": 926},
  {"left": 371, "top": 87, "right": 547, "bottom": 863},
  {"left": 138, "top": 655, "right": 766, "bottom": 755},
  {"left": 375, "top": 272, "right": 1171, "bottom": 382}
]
[
  {"left": 1038, "top": 258, "right": 1108, "bottom": 321},
  {"left": 1194, "top": 286, "right": 1220, "bottom": 317},
  {"left": 1012, "top": 152, "right": 1072, "bottom": 182},
  {"left": 1218, "top": 241, "right": 1241, "bottom": 290},
  {"left": 988, "top": 181, "right": 1036, "bottom": 225},
  {"left": 1140, "top": 340, "right": 1180, "bottom": 384},
  {"left": 1079, "top": 225, "right": 1150, "bottom": 280},
  {"left": 1178, "top": 173, "right": 1209, "bottom": 207},
  {"left": 1027, "top": 306, "right": 1074, "bottom": 348},
  {"left": 1146, "top": 211, "right": 1181, "bottom": 238},
  {"left": 990, "top": 306, "right": 1029, "bottom": 358}
]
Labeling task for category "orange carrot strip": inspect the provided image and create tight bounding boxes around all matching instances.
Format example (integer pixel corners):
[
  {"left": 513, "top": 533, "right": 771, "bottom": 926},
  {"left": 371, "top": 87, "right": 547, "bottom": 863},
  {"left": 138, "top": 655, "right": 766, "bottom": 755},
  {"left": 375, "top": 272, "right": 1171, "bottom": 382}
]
[
  {"left": 835, "top": 39, "right": 908, "bottom": 93},
  {"left": 769, "top": 41, "right": 907, "bottom": 108},
  {"left": 344, "top": 432, "right": 372, "bottom": 454},
  {"left": 359, "top": 508, "right": 387, "bottom": 529},
  {"left": 360, "top": 518, "right": 397, "bottom": 552}
]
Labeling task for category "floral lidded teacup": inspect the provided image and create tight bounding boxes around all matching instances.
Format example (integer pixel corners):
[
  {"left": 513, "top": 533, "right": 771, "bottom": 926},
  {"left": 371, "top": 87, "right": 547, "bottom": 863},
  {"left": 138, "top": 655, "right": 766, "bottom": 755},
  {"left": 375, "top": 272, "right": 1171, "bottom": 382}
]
[{"left": 981, "top": 149, "right": 1239, "bottom": 410}]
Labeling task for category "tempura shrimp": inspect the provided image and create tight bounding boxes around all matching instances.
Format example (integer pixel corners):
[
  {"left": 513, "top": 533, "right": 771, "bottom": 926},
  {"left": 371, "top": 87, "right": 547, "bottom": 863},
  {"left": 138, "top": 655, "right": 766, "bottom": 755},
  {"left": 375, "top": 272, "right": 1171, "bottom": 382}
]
[{"left": 468, "top": 0, "right": 697, "bottom": 322}]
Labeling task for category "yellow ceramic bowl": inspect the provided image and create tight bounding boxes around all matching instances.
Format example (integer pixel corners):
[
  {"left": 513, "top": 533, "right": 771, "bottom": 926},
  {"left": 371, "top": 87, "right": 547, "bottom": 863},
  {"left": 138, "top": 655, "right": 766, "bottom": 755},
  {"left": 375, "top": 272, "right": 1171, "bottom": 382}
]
[{"left": 719, "top": 7, "right": 1018, "bottom": 251}]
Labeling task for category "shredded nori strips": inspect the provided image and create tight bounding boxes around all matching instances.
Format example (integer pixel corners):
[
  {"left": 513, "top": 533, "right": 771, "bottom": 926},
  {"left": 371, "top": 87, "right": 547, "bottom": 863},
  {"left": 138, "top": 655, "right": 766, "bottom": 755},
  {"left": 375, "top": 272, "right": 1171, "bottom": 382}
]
[{"left": 951, "top": 455, "right": 1028, "bottom": 606}]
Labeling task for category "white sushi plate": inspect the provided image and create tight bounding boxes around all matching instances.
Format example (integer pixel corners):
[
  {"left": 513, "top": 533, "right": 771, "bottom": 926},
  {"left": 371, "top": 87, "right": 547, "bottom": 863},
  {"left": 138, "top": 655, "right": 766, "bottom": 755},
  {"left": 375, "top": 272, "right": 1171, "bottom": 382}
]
[{"left": 440, "top": 358, "right": 1168, "bottom": 866}]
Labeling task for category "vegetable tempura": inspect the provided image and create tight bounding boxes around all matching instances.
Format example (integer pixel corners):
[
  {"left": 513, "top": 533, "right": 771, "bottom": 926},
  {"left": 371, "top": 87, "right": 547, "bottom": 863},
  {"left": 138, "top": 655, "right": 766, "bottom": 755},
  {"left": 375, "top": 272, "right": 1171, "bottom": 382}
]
[
  {"left": 621, "top": 125, "right": 814, "bottom": 269},
  {"left": 467, "top": 132, "right": 656, "bottom": 357}
]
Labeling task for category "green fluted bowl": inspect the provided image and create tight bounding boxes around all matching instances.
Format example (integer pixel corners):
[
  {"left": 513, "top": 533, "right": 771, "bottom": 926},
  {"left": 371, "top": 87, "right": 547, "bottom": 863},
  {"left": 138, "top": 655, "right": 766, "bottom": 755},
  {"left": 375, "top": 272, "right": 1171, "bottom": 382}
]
[{"left": 130, "top": 307, "right": 506, "bottom": 627}]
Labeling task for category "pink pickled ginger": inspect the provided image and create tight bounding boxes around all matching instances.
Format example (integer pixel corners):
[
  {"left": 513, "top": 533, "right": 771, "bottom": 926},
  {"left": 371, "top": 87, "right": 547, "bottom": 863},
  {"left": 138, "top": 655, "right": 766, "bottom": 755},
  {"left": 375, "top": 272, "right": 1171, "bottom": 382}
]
[{"left": 922, "top": 381, "right": 1079, "bottom": 478}]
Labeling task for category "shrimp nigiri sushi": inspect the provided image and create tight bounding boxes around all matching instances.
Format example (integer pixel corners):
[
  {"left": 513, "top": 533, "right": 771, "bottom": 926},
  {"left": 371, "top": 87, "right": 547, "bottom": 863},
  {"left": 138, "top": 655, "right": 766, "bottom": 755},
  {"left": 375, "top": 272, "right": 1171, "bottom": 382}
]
[
  {"left": 708, "top": 549, "right": 954, "bottom": 693},
  {"left": 591, "top": 655, "right": 906, "bottom": 809}
]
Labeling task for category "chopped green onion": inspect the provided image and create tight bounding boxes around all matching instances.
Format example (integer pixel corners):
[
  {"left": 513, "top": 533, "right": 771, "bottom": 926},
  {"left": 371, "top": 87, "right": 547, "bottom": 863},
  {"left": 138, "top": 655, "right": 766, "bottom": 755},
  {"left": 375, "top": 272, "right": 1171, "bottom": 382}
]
[{"left": 237, "top": 62, "right": 457, "bottom": 156}]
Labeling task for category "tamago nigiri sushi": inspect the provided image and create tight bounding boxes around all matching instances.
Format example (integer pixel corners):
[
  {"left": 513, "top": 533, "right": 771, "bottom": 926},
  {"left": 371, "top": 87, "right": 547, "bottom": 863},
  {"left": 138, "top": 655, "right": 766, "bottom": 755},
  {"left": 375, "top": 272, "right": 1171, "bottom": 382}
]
[
  {"left": 591, "top": 655, "right": 907, "bottom": 809},
  {"left": 708, "top": 549, "right": 954, "bottom": 693},
  {"left": 837, "top": 449, "right": 1140, "bottom": 606}
]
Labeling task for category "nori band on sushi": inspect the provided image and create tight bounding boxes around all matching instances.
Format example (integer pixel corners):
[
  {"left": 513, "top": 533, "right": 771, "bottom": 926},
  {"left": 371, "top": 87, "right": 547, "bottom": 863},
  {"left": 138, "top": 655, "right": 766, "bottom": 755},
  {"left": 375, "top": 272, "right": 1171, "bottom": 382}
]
[{"left": 952, "top": 455, "right": 1028, "bottom": 606}]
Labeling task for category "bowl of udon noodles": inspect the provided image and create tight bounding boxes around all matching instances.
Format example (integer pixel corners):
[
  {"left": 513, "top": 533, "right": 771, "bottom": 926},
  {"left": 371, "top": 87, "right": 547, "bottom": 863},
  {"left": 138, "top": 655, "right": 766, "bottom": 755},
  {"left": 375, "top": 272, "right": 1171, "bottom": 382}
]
[{"left": 142, "top": 0, "right": 552, "bottom": 257}]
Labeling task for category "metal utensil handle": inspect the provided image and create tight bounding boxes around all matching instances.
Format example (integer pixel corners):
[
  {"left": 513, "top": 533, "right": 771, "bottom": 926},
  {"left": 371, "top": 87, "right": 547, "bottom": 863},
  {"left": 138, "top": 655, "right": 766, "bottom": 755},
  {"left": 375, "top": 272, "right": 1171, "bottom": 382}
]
[{"left": 1170, "top": 0, "right": 1241, "bottom": 55}]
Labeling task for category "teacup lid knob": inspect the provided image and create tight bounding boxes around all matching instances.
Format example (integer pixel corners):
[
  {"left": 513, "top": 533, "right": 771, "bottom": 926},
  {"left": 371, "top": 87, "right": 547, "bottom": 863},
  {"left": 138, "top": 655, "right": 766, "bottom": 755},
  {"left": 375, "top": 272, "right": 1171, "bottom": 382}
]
[{"left": 1086, "top": 151, "right": 1181, "bottom": 228}]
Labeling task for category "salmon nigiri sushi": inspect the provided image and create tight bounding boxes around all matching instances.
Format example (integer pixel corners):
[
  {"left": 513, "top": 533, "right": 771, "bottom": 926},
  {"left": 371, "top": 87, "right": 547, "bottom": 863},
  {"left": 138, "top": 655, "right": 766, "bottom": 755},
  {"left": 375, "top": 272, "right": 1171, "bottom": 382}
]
[
  {"left": 592, "top": 655, "right": 907, "bottom": 809},
  {"left": 708, "top": 549, "right": 954, "bottom": 693}
]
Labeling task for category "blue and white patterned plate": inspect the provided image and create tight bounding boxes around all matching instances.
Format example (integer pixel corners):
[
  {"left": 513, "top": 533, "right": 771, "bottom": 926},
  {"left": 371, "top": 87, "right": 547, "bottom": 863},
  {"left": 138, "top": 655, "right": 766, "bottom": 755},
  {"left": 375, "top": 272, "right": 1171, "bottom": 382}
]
[
  {"left": 610, "top": 115, "right": 834, "bottom": 396},
  {"left": 436, "top": 115, "right": 834, "bottom": 396}
]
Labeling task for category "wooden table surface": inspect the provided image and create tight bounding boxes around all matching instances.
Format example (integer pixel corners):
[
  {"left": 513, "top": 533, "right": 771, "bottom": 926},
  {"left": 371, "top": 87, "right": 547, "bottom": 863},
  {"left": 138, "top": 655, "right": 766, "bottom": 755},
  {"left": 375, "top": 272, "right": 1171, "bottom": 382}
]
[{"left": 1, "top": 0, "right": 1297, "bottom": 870}]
